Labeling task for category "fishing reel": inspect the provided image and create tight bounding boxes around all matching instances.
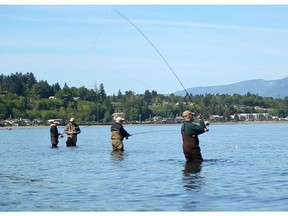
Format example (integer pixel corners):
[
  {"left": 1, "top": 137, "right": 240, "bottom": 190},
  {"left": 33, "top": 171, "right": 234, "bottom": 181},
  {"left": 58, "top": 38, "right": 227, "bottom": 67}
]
[{"left": 204, "top": 121, "right": 210, "bottom": 132}]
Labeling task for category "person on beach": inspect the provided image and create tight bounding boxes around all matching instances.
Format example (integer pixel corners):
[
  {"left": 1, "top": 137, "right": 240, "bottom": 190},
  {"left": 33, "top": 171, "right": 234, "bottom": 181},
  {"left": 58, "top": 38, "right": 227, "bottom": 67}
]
[
  {"left": 64, "top": 117, "right": 81, "bottom": 147},
  {"left": 181, "top": 110, "right": 209, "bottom": 162},
  {"left": 50, "top": 120, "right": 63, "bottom": 148},
  {"left": 111, "top": 116, "right": 131, "bottom": 151}
]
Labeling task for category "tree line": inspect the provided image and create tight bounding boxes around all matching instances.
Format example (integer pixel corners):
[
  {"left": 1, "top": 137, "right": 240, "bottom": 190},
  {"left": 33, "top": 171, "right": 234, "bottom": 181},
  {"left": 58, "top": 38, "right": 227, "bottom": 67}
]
[{"left": 1, "top": 72, "right": 288, "bottom": 124}]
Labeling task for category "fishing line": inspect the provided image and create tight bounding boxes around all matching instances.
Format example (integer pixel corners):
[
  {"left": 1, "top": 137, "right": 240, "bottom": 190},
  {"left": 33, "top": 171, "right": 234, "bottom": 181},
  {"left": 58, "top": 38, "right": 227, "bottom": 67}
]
[
  {"left": 90, "top": 11, "right": 154, "bottom": 92},
  {"left": 113, "top": 9, "right": 199, "bottom": 114},
  {"left": 91, "top": 11, "right": 114, "bottom": 59},
  {"left": 131, "top": 129, "right": 177, "bottom": 136},
  {"left": 80, "top": 114, "right": 114, "bottom": 130},
  {"left": 91, "top": 64, "right": 153, "bottom": 89}
]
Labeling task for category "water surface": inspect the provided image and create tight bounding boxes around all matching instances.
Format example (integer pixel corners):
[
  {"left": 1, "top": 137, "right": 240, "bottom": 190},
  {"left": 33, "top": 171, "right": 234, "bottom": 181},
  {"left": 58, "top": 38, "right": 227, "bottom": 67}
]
[{"left": 1, "top": 123, "right": 288, "bottom": 211}]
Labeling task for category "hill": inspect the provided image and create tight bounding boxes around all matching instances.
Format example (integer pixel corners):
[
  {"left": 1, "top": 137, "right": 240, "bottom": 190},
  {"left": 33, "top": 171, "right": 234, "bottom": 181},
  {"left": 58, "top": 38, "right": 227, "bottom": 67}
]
[{"left": 174, "top": 77, "right": 288, "bottom": 99}]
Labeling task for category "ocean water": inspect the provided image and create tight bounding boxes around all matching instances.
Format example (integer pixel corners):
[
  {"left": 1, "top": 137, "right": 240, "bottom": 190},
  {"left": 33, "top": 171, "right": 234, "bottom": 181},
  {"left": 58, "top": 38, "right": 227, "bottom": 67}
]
[{"left": 0, "top": 123, "right": 288, "bottom": 211}]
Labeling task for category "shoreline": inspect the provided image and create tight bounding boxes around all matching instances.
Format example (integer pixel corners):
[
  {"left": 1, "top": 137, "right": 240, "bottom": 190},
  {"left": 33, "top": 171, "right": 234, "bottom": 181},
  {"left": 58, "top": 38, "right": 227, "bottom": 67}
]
[{"left": 1, "top": 120, "right": 288, "bottom": 130}]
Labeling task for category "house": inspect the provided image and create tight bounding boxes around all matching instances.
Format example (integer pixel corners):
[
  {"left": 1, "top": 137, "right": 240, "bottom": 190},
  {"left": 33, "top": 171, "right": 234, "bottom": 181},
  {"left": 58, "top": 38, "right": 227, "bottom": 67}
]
[
  {"left": 47, "top": 119, "right": 65, "bottom": 125},
  {"left": 210, "top": 115, "right": 224, "bottom": 122}
]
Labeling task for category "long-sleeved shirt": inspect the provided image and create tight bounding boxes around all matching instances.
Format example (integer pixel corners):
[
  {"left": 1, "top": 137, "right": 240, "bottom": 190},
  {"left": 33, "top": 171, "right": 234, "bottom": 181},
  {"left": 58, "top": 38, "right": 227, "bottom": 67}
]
[{"left": 181, "top": 120, "right": 206, "bottom": 136}]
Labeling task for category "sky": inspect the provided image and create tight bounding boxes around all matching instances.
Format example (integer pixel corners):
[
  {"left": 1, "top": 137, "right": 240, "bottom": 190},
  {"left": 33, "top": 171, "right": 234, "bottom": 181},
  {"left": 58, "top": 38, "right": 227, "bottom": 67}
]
[{"left": 1, "top": 2, "right": 288, "bottom": 95}]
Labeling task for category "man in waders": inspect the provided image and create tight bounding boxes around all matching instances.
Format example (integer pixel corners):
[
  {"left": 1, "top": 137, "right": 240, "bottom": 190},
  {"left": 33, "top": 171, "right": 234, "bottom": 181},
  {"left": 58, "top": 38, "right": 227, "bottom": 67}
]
[
  {"left": 50, "top": 120, "right": 63, "bottom": 148},
  {"left": 64, "top": 117, "right": 81, "bottom": 147},
  {"left": 181, "top": 110, "right": 209, "bottom": 162},
  {"left": 111, "top": 116, "right": 131, "bottom": 151}
]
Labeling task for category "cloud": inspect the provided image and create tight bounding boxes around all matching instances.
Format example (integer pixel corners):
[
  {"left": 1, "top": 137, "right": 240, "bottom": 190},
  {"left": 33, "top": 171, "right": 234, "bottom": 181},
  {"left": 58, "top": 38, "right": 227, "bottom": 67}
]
[
  {"left": 0, "top": 13, "right": 108, "bottom": 24},
  {"left": 2, "top": 10, "right": 288, "bottom": 33},
  {"left": 125, "top": 19, "right": 288, "bottom": 33}
]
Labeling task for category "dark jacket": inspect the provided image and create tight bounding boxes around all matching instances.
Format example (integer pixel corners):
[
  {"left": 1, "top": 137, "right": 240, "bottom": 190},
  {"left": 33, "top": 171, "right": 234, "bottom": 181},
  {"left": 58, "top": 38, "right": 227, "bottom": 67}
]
[
  {"left": 50, "top": 123, "right": 61, "bottom": 146},
  {"left": 50, "top": 124, "right": 60, "bottom": 137}
]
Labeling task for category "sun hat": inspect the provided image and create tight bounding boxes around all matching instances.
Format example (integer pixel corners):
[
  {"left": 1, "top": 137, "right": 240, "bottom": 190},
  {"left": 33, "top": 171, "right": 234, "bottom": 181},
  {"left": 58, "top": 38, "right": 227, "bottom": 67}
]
[{"left": 182, "top": 110, "right": 194, "bottom": 117}]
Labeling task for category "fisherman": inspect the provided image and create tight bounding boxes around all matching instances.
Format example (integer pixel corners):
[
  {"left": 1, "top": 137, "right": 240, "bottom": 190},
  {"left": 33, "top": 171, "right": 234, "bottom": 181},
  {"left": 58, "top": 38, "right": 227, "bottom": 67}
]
[
  {"left": 50, "top": 120, "right": 63, "bottom": 148},
  {"left": 64, "top": 117, "right": 81, "bottom": 147},
  {"left": 181, "top": 110, "right": 209, "bottom": 162},
  {"left": 111, "top": 116, "right": 131, "bottom": 151}
]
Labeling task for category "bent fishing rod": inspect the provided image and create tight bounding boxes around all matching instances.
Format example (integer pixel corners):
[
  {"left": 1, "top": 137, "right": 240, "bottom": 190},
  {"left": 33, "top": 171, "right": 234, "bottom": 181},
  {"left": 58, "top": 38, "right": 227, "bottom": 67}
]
[{"left": 113, "top": 10, "right": 199, "bottom": 114}]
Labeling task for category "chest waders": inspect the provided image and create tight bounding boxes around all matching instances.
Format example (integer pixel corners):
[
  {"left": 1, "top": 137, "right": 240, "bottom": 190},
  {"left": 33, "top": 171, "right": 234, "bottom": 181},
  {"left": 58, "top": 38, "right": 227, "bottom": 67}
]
[
  {"left": 181, "top": 130, "right": 203, "bottom": 162},
  {"left": 111, "top": 131, "right": 124, "bottom": 151}
]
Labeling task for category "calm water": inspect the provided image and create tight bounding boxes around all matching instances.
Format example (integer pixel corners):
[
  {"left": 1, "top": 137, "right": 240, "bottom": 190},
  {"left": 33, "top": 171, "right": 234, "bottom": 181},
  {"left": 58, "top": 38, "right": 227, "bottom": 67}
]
[{"left": 0, "top": 123, "right": 288, "bottom": 211}]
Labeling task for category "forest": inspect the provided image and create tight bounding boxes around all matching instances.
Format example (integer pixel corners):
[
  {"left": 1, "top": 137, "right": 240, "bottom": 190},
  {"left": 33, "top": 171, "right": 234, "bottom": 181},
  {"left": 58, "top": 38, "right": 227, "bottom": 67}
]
[{"left": 1, "top": 72, "right": 288, "bottom": 125}]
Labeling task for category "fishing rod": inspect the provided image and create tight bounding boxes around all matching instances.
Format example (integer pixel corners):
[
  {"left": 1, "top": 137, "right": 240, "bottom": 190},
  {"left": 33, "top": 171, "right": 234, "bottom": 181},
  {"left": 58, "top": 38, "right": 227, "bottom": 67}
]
[
  {"left": 80, "top": 114, "right": 114, "bottom": 130},
  {"left": 113, "top": 10, "right": 199, "bottom": 114},
  {"left": 131, "top": 129, "right": 177, "bottom": 136},
  {"left": 57, "top": 115, "right": 114, "bottom": 134}
]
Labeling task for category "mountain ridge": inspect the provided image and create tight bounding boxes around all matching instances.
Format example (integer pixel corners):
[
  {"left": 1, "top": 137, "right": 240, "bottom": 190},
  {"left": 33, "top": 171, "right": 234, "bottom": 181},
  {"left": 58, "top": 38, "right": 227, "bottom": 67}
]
[{"left": 174, "top": 76, "right": 288, "bottom": 99}]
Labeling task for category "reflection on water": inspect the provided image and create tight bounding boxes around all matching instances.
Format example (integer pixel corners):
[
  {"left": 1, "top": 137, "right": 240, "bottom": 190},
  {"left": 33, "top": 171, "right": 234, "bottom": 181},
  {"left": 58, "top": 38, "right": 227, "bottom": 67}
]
[
  {"left": 110, "top": 150, "right": 124, "bottom": 161},
  {"left": 182, "top": 161, "right": 203, "bottom": 190},
  {"left": 0, "top": 173, "right": 40, "bottom": 184}
]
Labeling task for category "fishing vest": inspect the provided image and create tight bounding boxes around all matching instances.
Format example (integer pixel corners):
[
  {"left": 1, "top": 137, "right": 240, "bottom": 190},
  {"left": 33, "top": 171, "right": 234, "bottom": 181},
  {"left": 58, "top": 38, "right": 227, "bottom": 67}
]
[
  {"left": 66, "top": 123, "right": 80, "bottom": 135},
  {"left": 111, "top": 122, "right": 125, "bottom": 140}
]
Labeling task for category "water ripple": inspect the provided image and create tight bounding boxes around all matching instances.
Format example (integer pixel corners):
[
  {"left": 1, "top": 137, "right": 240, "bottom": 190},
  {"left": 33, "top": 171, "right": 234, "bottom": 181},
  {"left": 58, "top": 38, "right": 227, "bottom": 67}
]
[{"left": 1, "top": 124, "right": 288, "bottom": 211}]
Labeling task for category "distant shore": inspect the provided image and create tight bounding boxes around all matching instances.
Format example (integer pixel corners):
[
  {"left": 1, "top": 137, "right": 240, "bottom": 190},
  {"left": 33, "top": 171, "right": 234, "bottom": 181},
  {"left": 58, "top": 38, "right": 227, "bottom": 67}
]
[{"left": 1, "top": 120, "right": 288, "bottom": 130}]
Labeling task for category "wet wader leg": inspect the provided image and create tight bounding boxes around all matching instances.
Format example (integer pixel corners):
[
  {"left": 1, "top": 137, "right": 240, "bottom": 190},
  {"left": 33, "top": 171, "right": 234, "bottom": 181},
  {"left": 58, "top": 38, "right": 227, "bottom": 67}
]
[
  {"left": 51, "top": 136, "right": 58, "bottom": 148},
  {"left": 71, "top": 135, "right": 77, "bottom": 146},
  {"left": 111, "top": 140, "right": 124, "bottom": 151},
  {"left": 182, "top": 133, "right": 203, "bottom": 162},
  {"left": 66, "top": 137, "right": 73, "bottom": 147},
  {"left": 184, "top": 146, "right": 203, "bottom": 162}
]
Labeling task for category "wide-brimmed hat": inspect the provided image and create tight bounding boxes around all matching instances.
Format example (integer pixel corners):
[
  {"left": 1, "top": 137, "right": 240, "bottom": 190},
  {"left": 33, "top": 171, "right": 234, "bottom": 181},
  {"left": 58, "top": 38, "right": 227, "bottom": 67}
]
[{"left": 53, "top": 120, "right": 59, "bottom": 124}]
